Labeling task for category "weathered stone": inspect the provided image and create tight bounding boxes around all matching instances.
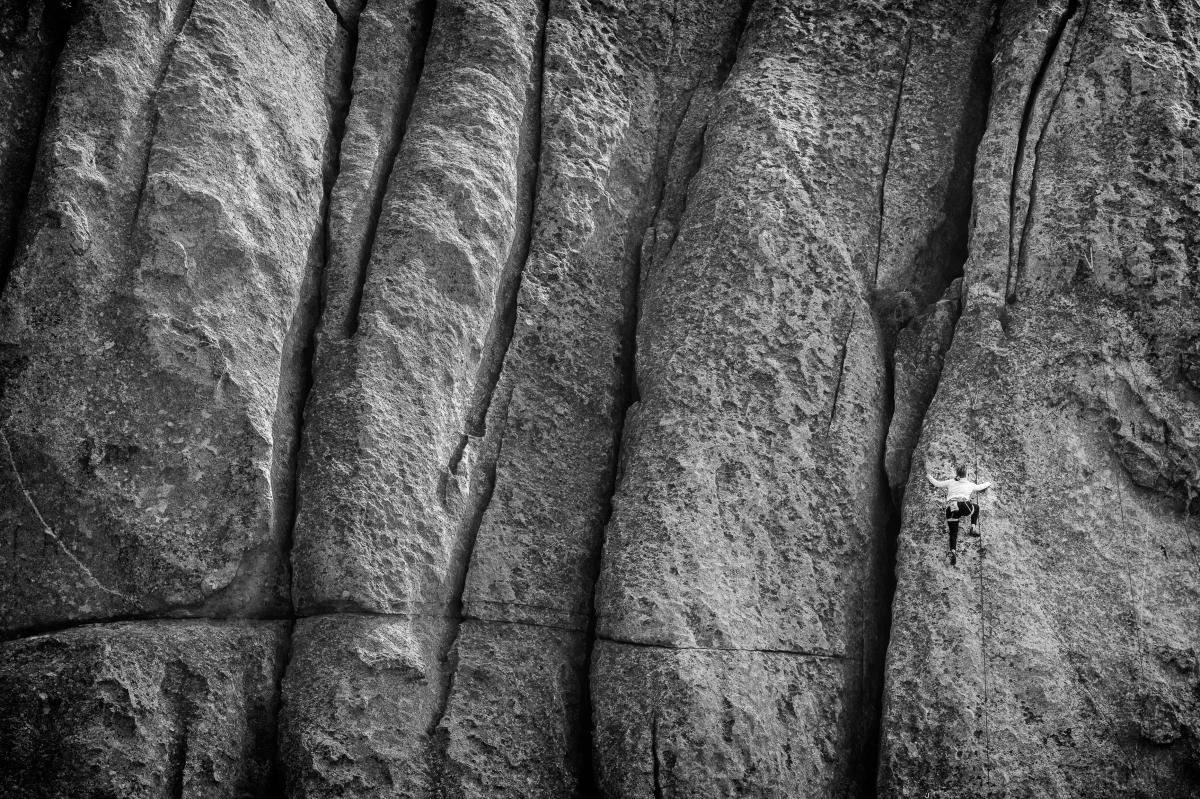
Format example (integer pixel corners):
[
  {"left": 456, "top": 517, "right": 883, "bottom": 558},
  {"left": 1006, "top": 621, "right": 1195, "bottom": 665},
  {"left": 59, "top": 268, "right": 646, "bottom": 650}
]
[
  {"left": 279, "top": 614, "right": 444, "bottom": 799},
  {"left": 0, "top": 0, "right": 1197, "bottom": 795},
  {"left": 439, "top": 620, "right": 588, "bottom": 798},
  {"left": 0, "top": 620, "right": 288, "bottom": 799},
  {"left": 291, "top": 0, "right": 545, "bottom": 615},
  {"left": 885, "top": 279, "right": 962, "bottom": 501},
  {"left": 880, "top": 2, "right": 1200, "bottom": 796},
  {"left": 0, "top": 0, "right": 70, "bottom": 290},
  {"left": 0, "top": 0, "right": 340, "bottom": 630},
  {"left": 591, "top": 640, "right": 856, "bottom": 797},
  {"left": 589, "top": 6, "right": 902, "bottom": 790}
]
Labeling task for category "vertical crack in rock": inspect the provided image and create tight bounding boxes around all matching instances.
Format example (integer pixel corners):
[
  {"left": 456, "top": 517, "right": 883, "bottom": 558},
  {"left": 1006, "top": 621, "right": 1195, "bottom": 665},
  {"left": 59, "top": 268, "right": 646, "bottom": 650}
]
[
  {"left": 444, "top": 0, "right": 549, "bottom": 481},
  {"left": 0, "top": 0, "right": 74, "bottom": 296},
  {"left": 828, "top": 308, "right": 857, "bottom": 432},
  {"left": 163, "top": 661, "right": 204, "bottom": 799},
  {"left": 132, "top": 0, "right": 196, "bottom": 230},
  {"left": 427, "top": 0, "right": 550, "bottom": 773},
  {"left": 322, "top": 0, "right": 349, "bottom": 30},
  {"left": 342, "top": 0, "right": 437, "bottom": 337},
  {"left": 580, "top": 2, "right": 753, "bottom": 792},
  {"left": 266, "top": 6, "right": 368, "bottom": 791},
  {"left": 270, "top": 0, "right": 363, "bottom": 593},
  {"left": 1014, "top": 0, "right": 1089, "bottom": 296},
  {"left": 864, "top": 8, "right": 999, "bottom": 792},
  {"left": 873, "top": 32, "right": 913, "bottom": 288},
  {"left": 650, "top": 716, "right": 665, "bottom": 799},
  {"left": 1005, "top": 0, "right": 1081, "bottom": 304}
]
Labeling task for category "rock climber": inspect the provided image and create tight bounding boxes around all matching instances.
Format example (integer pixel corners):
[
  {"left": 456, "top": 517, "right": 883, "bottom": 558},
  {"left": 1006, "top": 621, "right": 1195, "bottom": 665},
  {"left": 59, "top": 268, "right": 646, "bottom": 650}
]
[{"left": 927, "top": 465, "right": 992, "bottom": 566}]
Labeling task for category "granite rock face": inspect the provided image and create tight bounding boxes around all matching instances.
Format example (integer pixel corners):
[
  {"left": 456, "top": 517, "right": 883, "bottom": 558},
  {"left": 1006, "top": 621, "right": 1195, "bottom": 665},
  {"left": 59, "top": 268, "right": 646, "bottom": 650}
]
[{"left": 1, "top": 0, "right": 1199, "bottom": 796}]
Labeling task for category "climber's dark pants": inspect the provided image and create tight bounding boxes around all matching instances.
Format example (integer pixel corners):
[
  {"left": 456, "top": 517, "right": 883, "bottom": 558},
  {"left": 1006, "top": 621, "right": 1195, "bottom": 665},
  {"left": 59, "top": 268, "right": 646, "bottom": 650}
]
[{"left": 945, "top": 500, "right": 979, "bottom": 551}]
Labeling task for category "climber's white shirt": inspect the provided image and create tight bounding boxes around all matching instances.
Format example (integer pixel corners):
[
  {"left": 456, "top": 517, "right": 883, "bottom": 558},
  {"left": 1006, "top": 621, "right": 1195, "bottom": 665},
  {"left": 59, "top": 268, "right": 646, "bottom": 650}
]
[{"left": 927, "top": 476, "right": 991, "bottom": 502}]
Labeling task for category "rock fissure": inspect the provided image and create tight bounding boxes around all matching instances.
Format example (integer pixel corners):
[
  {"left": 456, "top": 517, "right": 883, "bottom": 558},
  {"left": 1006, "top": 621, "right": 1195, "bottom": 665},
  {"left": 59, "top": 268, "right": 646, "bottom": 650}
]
[
  {"left": 828, "top": 307, "right": 857, "bottom": 432},
  {"left": 866, "top": 8, "right": 999, "bottom": 791},
  {"left": 0, "top": 428, "right": 129, "bottom": 602},
  {"left": 580, "top": 5, "right": 753, "bottom": 791},
  {"left": 424, "top": 0, "right": 550, "bottom": 763},
  {"left": 873, "top": 30, "right": 914, "bottom": 287},
  {"left": 1005, "top": 0, "right": 1081, "bottom": 303},
  {"left": 650, "top": 715, "right": 665, "bottom": 799},
  {"left": 446, "top": 0, "right": 549, "bottom": 482},
  {"left": 342, "top": 0, "right": 437, "bottom": 338},
  {"left": 1014, "top": 0, "right": 1090, "bottom": 299},
  {"left": 596, "top": 635, "right": 849, "bottom": 659},
  {"left": 132, "top": 0, "right": 196, "bottom": 231},
  {"left": 0, "top": 0, "right": 74, "bottom": 296},
  {"left": 322, "top": 0, "right": 348, "bottom": 30},
  {"left": 266, "top": 10, "right": 373, "bottom": 792}
]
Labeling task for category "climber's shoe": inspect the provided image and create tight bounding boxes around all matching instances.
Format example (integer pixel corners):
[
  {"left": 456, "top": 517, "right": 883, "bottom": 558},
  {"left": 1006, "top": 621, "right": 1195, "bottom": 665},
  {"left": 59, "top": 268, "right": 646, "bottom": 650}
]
[
  {"left": 968, "top": 525, "right": 980, "bottom": 537},
  {"left": 949, "top": 549, "right": 957, "bottom": 566}
]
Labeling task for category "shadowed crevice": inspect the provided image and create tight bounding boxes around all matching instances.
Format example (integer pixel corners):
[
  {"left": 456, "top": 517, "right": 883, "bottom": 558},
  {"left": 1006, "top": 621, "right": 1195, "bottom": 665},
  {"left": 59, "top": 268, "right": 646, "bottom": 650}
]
[
  {"left": 828, "top": 308, "right": 858, "bottom": 431},
  {"left": 0, "top": 0, "right": 75, "bottom": 297},
  {"left": 873, "top": 31, "right": 913, "bottom": 287},
  {"left": 343, "top": 0, "right": 437, "bottom": 337},
  {"left": 425, "top": 2, "right": 550, "bottom": 785},
  {"left": 132, "top": 0, "right": 197, "bottom": 231},
  {"left": 1013, "top": 0, "right": 1090, "bottom": 298},
  {"left": 865, "top": 5, "right": 999, "bottom": 794},
  {"left": 596, "top": 634, "right": 849, "bottom": 659},
  {"left": 579, "top": 3, "right": 754, "bottom": 794},
  {"left": 1005, "top": 0, "right": 1081, "bottom": 304}
]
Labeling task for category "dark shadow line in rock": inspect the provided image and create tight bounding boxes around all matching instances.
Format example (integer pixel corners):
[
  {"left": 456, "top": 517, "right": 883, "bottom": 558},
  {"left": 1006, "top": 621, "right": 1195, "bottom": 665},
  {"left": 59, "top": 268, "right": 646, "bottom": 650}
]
[
  {"left": 868, "top": 5, "right": 1000, "bottom": 792},
  {"left": 596, "top": 634, "right": 848, "bottom": 659},
  {"left": 1014, "top": 0, "right": 1090, "bottom": 299},
  {"left": 651, "top": 715, "right": 665, "bottom": 799},
  {"left": 444, "top": 0, "right": 549, "bottom": 487},
  {"left": 424, "top": 2, "right": 550, "bottom": 755},
  {"left": 343, "top": 0, "right": 437, "bottom": 338},
  {"left": 132, "top": 0, "right": 197, "bottom": 233},
  {"left": 872, "top": 29, "right": 913, "bottom": 288},
  {"left": 262, "top": 618, "right": 294, "bottom": 799},
  {"left": 0, "top": 0, "right": 75, "bottom": 298},
  {"left": 1, "top": 612, "right": 293, "bottom": 644},
  {"left": 322, "top": 0, "right": 348, "bottom": 30},
  {"left": 1005, "top": 0, "right": 1081, "bottom": 304},
  {"left": 581, "top": 4, "right": 752, "bottom": 793},
  {"left": 163, "top": 660, "right": 202, "bottom": 799},
  {"left": 265, "top": 9, "right": 369, "bottom": 787},
  {"left": 828, "top": 307, "right": 857, "bottom": 433},
  {"left": 460, "top": 613, "right": 577, "bottom": 634},
  {"left": 265, "top": 1, "right": 364, "bottom": 630}
]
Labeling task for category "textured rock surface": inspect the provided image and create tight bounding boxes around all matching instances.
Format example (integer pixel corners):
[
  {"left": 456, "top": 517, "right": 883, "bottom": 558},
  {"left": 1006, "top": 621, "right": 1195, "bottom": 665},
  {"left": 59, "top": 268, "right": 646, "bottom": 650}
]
[
  {"left": 0, "top": 620, "right": 287, "bottom": 798},
  {"left": 0, "top": 0, "right": 339, "bottom": 630},
  {"left": 880, "top": 1, "right": 1200, "bottom": 797},
  {"left": 1, "top": 0, "right": 1199, "bottom": 796}
]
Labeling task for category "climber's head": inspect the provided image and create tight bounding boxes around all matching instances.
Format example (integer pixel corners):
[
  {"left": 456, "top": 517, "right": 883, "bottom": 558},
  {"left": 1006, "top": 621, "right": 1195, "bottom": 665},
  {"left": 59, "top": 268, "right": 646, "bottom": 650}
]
[{"left": 955, "top": 465, "right": 968, "bottom": 479}]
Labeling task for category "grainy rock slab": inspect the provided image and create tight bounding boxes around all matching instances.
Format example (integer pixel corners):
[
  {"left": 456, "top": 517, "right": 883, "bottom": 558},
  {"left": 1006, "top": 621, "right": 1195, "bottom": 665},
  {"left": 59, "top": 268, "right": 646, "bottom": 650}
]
[
  {"left": 591, "top": 640, "right": 856, "bottom": 798},
  {"left": 0, "top": 620, "right": 288, "bottom": 799},
  {"left": 279, "top": 613, "right": 443, "bottom": 799},
  {"left": 0, "top": 0, "right": 339, "bottom": 630},
  {"left": 0, "top": 0, "right": 69, "bottom": 288},
  {"left": 291, "top": 0, "right": 545, "bottom": 615},
  {"left": 880, "top": 2, "right": 1200, "bottom": 796},
  {"left": 438, "top": 620, "right": 588, "bottom": 798},
  {"left": 885, "top": 280, "right": 962, "bottom": 500}
]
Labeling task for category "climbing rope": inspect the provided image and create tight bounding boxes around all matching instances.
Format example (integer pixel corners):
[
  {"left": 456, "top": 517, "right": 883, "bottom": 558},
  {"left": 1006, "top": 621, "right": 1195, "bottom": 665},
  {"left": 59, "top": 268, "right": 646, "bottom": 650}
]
[
  {"left": 1102, "top": 332, "right": 1144, "bottom": 788},
  {"left": 968, "top": 380, "right": 992, "bottom": 795}
]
